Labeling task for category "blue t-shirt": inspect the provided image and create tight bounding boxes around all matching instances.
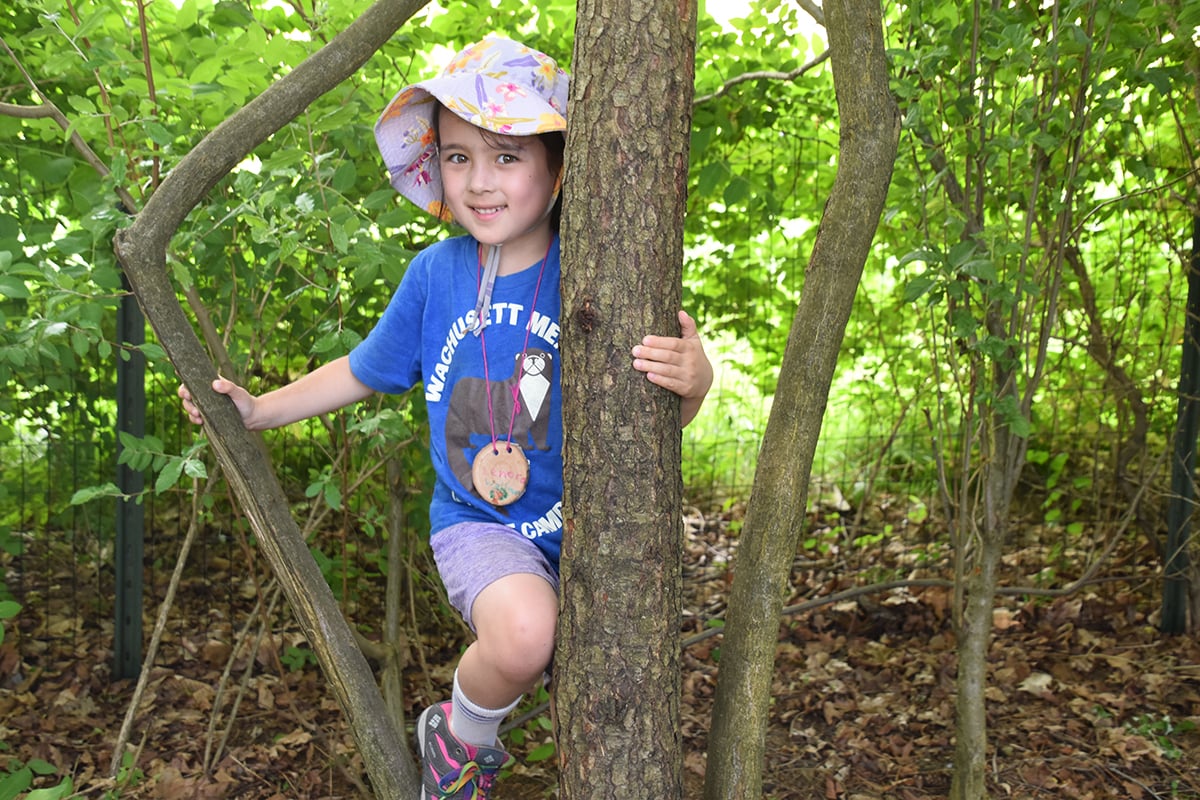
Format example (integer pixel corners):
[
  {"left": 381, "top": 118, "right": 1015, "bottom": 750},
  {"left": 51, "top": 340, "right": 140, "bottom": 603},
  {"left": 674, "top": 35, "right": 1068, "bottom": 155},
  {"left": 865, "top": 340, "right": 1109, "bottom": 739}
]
[{"left": 349, "top": 235, "right": 564, "bottom": 567}]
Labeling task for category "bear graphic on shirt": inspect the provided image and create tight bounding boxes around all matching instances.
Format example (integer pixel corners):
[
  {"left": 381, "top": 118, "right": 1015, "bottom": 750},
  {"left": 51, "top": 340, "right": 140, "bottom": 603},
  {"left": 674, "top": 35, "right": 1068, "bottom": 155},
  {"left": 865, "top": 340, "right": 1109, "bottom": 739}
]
[{"left": 445, "top": 348, "right": 554, "bottom": 500}]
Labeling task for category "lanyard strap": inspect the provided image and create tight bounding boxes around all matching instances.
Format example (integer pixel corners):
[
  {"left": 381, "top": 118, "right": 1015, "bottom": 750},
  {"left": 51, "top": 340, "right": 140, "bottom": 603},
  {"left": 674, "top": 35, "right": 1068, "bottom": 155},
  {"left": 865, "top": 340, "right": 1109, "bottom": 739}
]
[{"left": 476, "top": 239, "right": 553, "bottom": 450}]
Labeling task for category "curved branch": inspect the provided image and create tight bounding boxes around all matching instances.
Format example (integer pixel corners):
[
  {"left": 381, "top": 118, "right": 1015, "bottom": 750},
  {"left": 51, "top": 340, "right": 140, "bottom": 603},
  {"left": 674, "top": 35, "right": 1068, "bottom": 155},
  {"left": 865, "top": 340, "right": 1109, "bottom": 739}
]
[
  {"left": 0, "top": 100, "right": 55, "bottom": 119},
  {"left": 109, "top": 1, "right": 429, "bottom": 796},
  {"left": 0, "top": 36, "right": 140, "bottom": 212},
  {"left": 794, "top": 0, "right": 826, "bottom": 27},
  {"left": 694, "top": 50, "right": 829, "bottom": 106}
]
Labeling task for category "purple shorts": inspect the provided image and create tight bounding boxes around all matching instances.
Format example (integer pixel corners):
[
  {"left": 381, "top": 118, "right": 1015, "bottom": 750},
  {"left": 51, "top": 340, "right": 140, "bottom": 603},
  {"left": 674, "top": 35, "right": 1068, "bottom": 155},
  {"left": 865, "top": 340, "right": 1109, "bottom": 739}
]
[{"left": 431, "top": 521, "right": 559, "bottom": 630}]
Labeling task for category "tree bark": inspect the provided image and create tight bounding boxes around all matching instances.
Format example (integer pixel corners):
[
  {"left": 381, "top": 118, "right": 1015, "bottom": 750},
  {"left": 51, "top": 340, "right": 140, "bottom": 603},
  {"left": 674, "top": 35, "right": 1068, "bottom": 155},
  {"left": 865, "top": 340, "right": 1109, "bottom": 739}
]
[
  {"left": 702, "top": 1, "right": 899, "bottom": 798},
  {"left": 111, "top": 1, "right": 427, "bottom": 796},
  {"left": 950, "top": 345, "right": 1025, "bottom": 800},
  {"left": 554, "top": 0, "right": 697, "bottom": 797}
]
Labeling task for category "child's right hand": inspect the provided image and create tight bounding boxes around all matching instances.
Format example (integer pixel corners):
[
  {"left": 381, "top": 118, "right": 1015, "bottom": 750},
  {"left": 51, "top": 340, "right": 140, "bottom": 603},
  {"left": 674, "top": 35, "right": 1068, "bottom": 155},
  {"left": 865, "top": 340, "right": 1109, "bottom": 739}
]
[{"left": 177, "top": 377, "right": 255, "bottom": 428}]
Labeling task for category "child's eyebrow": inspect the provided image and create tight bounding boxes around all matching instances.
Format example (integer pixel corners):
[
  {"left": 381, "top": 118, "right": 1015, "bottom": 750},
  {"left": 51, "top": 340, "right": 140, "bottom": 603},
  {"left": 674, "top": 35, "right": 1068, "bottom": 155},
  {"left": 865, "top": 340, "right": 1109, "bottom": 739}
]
[
  {"left": 439, "top": 138, "right": 527, "bottom": 154},
  {"left": 489, "top": 138, "right": 527, "bottom": 154}
]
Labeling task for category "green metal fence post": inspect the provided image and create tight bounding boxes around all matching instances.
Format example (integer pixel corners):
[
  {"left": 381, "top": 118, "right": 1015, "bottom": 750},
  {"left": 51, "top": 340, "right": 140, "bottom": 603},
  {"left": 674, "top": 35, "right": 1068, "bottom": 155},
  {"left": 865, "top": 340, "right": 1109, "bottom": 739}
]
[{"left": 114, "top": 279, "right": 145, "bottom": 678}]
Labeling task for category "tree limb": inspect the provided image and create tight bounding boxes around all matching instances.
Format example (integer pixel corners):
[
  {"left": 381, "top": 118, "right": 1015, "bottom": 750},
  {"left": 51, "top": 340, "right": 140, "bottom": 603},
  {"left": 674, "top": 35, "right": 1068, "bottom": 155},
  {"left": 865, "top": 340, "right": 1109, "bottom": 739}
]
[
  {"left": 794, "top": 0, "right": 826, "bottom": 27},
  {"left": 0, "top": 36, "right": 139, "bottom": 212},
  {"left": 109, "top": 1, "right": 429, "bottom": 796},
  {"left": 693, "top": 51, "right": 829, "bottom": 106},
  {"left": 703, "top": 0, "right": 900, "bottom": 795},
  {"left": 0, "top": 100, "right": 55, "bottom": 119}
]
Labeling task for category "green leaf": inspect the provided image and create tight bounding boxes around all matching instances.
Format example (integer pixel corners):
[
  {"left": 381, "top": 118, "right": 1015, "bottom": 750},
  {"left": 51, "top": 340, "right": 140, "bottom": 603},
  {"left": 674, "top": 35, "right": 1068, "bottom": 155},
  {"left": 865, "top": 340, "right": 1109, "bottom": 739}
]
[
  {"left": 947, "top": 240, "right": 976, "bottom": 269},
  {"left": 0, "top": 765, "right": 32, "bottom": 799},
  {"left": 331, "top": 161, "right": 358, "bottom": 193},
  {"left": 70, "top": 483, "right": 124, "bottom": 505},
  {"left": 176, "top": 0, "right": 198, "bottom": 28},
  {"left": 155, "top": 459, "right": 185, "bottom": 493},
  {"left": 993, "top": 394, "right": 1031, "bottom": 437},
  {"left": 697, "top": 161, "right": 726, "bottom": 197},
  {"left": 897, "top": 248, "right": 940, "bottom": 268},
  {"left": 183, "top": 458, "right": 208, "bottom": 480},
  {"left": 25, "top": 777, "right": 74, "bottom": 800},
  {"left": 144, "top": 120, "right": 175, "bottom": 146},
  {"left": 0, "top": 276, "right": 30, "bottom": 300},
  {"left": 722, "top": 176, "right": 751, "bottom": 206},
  {"left": 902, "top": 275, "right": 937, "bottom": 304},
  {"left": 950, "top": 309, "right": 977, "bottom": 338},
  {"left": 960, "top": 258, "right": 998, "bottom": 282},
  {"left": 526, "top": 741, "right": 556, "bottom": 763},
  {"left": 330, "top": 223, "right": 349, "bottom": 254},
  {"left": 323, "top": 482, "right": 342, "bottom": 510}
]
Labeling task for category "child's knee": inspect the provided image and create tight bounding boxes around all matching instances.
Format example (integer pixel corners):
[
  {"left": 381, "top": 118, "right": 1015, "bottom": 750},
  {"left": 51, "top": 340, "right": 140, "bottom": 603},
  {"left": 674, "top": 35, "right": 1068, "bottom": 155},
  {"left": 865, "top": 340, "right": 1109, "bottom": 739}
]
[{"left": 487, "top": 609, "right": 555, "bottom": 679}]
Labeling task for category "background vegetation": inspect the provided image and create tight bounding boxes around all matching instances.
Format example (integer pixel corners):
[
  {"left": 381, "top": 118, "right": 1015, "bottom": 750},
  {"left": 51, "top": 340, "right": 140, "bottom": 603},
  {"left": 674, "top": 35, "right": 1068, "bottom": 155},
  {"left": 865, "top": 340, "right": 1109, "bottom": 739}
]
[{"left": 1, "top": 0, "right": 1198, "bottom": 796}]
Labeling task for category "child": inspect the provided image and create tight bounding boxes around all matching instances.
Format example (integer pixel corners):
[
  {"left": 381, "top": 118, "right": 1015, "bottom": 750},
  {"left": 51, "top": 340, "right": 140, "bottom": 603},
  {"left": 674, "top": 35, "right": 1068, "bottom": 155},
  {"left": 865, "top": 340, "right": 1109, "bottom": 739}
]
[{"left": 179, "top": 36, "right": 712, "bottom": 799}]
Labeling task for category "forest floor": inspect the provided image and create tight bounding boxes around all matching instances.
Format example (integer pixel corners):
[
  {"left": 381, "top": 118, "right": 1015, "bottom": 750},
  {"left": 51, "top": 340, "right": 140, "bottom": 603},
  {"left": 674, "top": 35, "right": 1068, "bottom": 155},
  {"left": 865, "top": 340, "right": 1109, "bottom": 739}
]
[{"left": 2, "top": 497, "right": 1199, "bottom": 799}]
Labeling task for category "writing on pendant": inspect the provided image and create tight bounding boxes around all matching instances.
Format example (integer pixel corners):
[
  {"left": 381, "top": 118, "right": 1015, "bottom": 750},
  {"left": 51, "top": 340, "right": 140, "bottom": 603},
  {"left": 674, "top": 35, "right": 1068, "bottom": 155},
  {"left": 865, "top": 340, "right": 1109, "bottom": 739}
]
[{"left": 471, "top": 442, "right": 529, "bottom": 506}]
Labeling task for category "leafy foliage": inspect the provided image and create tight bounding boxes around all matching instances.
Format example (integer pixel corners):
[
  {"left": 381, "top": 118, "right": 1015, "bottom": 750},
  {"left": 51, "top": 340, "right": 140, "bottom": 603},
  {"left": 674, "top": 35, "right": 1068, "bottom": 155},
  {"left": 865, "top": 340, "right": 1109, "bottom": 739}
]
[{"left": 0, "top": 0, "right": 1196, "bottom": 657}]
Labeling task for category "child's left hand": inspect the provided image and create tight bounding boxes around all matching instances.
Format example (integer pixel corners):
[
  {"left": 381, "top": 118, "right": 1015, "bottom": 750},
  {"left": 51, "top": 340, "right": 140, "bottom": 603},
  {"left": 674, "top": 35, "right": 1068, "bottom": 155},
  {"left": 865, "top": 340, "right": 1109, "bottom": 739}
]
[{"left": 632, "top": 310, "right": 714, "bottom": 427}]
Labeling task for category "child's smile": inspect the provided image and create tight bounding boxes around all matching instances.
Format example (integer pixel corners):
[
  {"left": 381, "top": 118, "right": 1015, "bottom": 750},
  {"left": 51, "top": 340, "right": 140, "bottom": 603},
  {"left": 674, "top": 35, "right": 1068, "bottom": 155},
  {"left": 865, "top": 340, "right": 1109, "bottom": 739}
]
[{"left": 438, "top": 110, "right": 558, "bottom": 273}]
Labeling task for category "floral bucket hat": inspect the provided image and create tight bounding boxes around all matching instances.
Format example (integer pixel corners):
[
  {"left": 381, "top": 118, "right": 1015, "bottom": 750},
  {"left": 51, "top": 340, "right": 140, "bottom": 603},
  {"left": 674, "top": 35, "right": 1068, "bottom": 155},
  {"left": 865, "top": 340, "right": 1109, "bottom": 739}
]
[{"left": 374, "top": 36, "right": 570, "bottom": 223}]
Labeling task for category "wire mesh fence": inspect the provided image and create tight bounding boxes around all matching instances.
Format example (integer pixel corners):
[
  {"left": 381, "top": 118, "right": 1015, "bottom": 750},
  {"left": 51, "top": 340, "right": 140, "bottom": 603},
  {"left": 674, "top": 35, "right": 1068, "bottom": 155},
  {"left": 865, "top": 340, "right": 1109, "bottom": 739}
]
[{"left": 2, "top": 357, "right": 1167, "bottom": 670}]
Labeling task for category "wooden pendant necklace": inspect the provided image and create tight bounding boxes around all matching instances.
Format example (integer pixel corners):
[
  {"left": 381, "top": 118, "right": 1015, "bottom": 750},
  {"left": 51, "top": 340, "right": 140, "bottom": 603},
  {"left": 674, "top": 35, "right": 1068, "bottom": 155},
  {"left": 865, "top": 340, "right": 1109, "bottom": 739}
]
[{"left": 468, "top": 239, "right": 553, "bottom": 507}]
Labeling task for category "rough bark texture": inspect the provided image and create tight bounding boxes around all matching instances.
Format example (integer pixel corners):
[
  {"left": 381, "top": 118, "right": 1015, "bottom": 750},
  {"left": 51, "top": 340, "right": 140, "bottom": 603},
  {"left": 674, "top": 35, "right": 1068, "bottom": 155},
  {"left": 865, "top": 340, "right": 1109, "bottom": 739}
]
[
  {"left": 554, "top": 1, "right": 696, "bottom": 798},
  {"left": 702, "top": 2, "right": 899, "bottom": 798},
  {"left": 110, "top": 1, "right": 426, "bottom": 796}
]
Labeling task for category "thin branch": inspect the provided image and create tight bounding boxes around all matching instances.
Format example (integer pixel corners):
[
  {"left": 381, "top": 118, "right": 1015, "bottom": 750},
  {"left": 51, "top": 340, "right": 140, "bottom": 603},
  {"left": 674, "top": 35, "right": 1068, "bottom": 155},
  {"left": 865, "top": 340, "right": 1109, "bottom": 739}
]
[
  {"left": 794, "top": 0, "right": 825, "bottom": 27},
  {"left": 110, "top": 465, "right": 220, "bottom": 775},
  {"left": 0, "top": 101, "right": 55, "bottom": 119},
  {"left": 693, "top": 50, "right": 830, "bottom": 106},
  {"left": 509, "top": 465, "right": 1158, "bottom": 736},
  {"left": 0, "top": 36, "right": 140, "bottom": 212},
  {"left": 1071, "top": 166, "right": 1200, "bottom": 239},
  {"left": 687, "top": 454, "right": 1163, "bottom": 648},
  {"left": 135, "top": 0, "right": 162, "bottom": 188}
]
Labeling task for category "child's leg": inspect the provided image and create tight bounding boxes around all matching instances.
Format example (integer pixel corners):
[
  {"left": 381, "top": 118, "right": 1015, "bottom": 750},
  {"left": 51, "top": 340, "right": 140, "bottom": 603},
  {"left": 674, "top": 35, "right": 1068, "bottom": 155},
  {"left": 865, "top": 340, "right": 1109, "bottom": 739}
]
[
  {"left": 451, "top": 572, "right": 557, "bottom": 744},
  {"left": 428, "top": 522, "right": 560, "bottom": 754},
  {"left": 459, "top": 573, "right": 558, "bottom": 704}
]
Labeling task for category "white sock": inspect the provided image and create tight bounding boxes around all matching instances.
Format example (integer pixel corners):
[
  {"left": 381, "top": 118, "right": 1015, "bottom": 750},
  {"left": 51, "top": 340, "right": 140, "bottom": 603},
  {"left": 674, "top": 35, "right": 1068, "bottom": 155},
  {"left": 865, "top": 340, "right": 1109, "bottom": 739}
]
[{"left": 449, "top": 669, "right": 521, "bottom": 749}]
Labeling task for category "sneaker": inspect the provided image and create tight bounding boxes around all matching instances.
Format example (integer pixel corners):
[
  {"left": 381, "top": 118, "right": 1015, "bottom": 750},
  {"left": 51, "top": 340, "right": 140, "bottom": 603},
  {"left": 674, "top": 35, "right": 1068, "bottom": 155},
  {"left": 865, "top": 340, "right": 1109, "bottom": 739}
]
[{"left": 417, "top": 701, "right": 514, "bottom": 799}]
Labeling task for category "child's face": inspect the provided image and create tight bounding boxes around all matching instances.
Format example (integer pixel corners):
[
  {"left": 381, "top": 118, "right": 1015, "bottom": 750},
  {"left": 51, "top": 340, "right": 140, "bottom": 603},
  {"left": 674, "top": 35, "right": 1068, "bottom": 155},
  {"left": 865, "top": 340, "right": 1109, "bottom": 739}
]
[{"left": 437, "top": 110, "right": 559, "bottom": 259}]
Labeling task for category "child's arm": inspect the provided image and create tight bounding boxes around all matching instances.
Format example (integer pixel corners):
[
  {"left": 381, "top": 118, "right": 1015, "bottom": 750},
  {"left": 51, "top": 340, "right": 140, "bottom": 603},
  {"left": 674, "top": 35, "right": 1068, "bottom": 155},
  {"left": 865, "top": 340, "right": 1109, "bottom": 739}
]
[
  {"left": 178, "top": 355, "right": 374, "bottom": 431},
  {"left": 631, "top": 310, "right": 713, "bottom": 427}
]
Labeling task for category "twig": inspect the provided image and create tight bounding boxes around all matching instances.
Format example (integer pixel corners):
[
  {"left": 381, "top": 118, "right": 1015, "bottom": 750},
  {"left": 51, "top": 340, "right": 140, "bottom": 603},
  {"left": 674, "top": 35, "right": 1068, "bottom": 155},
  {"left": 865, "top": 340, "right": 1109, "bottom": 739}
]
[
  {"left": 210, "top": 587, "right": 283, "bottom": 770},
  {"left": 505, "top": 465, "right": 1162, "bottom": 733},
  {"left": 1104, "top": 765, "right": 1165, "bottom": 800},
  {"left": 794, "top": 0, "right": 826, "bottom": 27},
  {"left": 0, "top": 36, "right": 139, "bottom": 213},
  {"left": 134, "top": 0, "right": 162, "bottom": 188},
  {"left": 693, "top": 50, "right": 830, "bottom": 106},
  {"left": 109, "top": 466, "right": 221, "bottom": 776},
  {"left": 0, "top": 101, "right": 55, "bottom": 118}
]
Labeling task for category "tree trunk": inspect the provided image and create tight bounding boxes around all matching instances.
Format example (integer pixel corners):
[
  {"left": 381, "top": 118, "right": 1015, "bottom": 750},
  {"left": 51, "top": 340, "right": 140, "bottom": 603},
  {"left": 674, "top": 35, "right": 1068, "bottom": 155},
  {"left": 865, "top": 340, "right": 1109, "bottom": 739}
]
[
  {"left": 950, "top": 386, "right": 1024, "bottom": 800},
  {"left": 702, "top": 2, "right": 899, "bottom": 798},
  {"left": 111, "top": 1, "right": 426, "bottom": 796},
  {"left": 948, "top": 499, "right": 1003, "bottom": 800},
  {"left": 554, "top": 1, "right": 696, "bottom": 797}
]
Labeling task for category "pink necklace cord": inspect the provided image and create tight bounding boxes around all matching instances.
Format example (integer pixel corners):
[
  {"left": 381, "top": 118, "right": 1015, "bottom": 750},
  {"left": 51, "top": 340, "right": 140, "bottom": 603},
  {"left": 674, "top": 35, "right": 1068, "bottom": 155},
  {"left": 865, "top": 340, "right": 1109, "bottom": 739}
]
[{"left": 476, "top": 238, "right": 553, "bottom": 454}]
